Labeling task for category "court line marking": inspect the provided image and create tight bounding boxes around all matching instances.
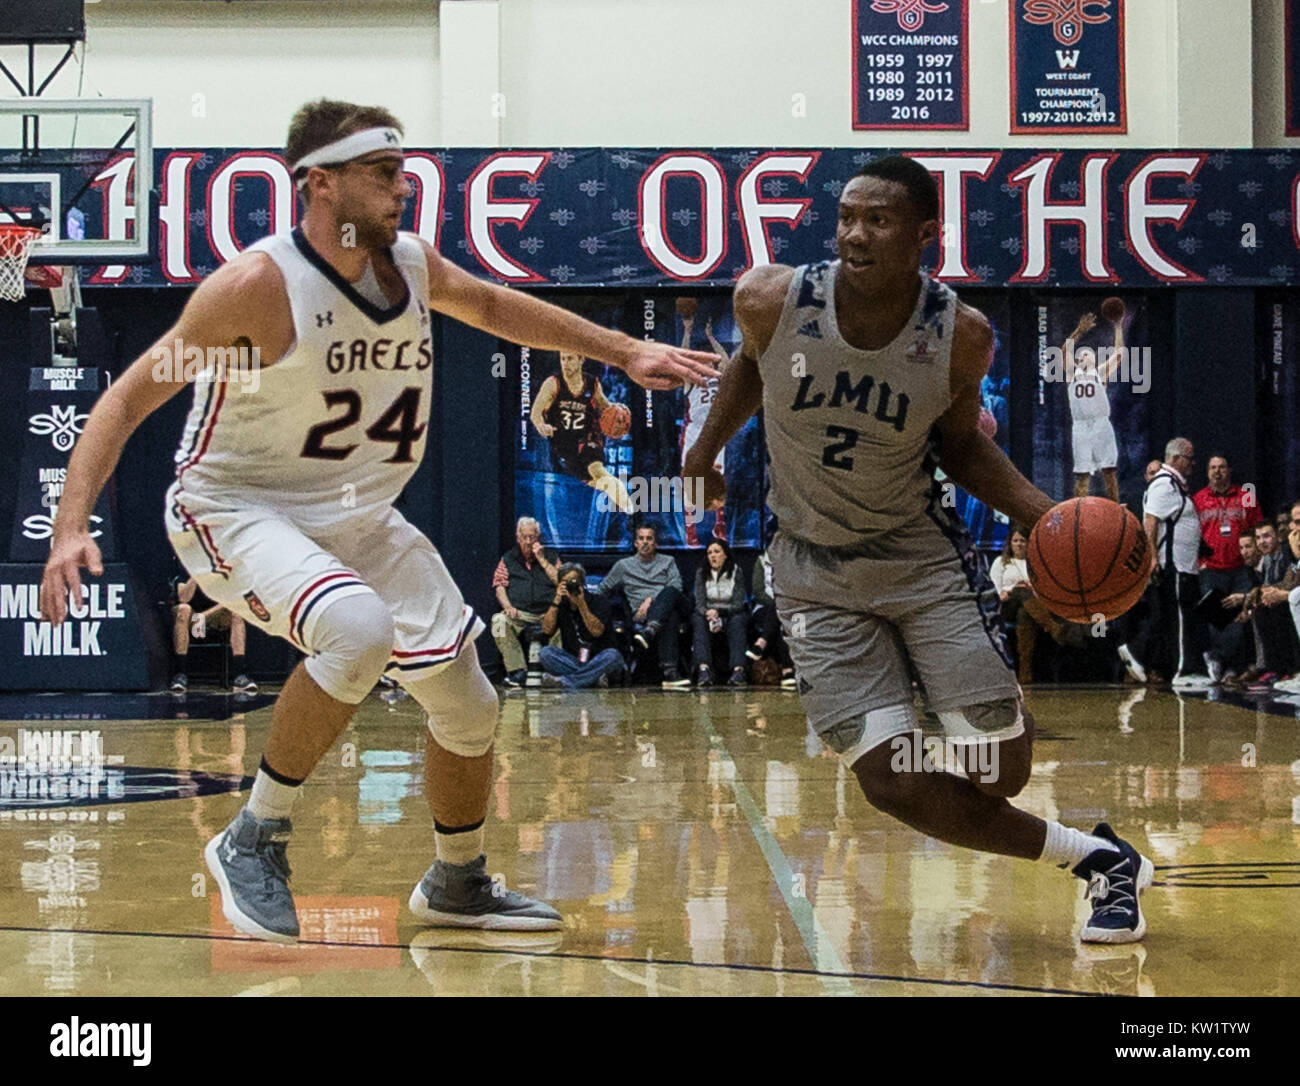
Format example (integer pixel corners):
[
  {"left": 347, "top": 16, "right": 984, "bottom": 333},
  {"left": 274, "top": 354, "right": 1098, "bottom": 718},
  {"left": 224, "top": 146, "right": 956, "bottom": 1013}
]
[
  {"left": 0, "top": 924, "right": 1090, "bottom": 996},
  {"left": 694, "top": 711, "right": 855, "bottom": 993}
]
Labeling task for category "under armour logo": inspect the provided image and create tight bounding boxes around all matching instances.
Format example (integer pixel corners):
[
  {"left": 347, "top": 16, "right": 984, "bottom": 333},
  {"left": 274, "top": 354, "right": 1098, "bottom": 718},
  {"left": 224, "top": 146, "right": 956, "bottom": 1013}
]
[
  {"left": 223, "top": 838, "right": 236, "bottom": 864},
  {"left": 383, "top": 130, "right": 399, "bottom": 145},
  {"left": 29, "top": 405, "right": 89, "bottom": 452},
  {"left": 316, "top": 311, "right": 333, "bottom": 327}
]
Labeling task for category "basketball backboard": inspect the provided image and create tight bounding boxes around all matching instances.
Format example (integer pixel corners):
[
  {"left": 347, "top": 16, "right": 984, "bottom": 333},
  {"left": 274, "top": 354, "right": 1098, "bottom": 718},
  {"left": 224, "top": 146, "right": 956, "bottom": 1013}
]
[{"left": 0, "top": 97, "right": 153, "bottom": 264}]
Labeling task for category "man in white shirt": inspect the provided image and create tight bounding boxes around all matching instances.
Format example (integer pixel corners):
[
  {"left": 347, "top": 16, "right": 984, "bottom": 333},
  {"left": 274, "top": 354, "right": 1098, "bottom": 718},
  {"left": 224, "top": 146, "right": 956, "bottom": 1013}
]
[{"left": 1120, "top": 438, "right": 1212, "bottom": 689}]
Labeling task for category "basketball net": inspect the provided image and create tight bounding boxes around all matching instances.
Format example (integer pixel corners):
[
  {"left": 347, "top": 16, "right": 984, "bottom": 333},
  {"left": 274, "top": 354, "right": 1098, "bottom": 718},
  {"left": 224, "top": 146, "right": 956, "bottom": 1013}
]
[{"left": 0, "top": 223, "right": 45, "bottom": 302}]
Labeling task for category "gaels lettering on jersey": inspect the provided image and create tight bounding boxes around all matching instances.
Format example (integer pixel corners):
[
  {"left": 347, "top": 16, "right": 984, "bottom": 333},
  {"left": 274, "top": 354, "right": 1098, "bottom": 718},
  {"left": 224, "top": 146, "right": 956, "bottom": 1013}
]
[
  {"left": 325, "top": 337, "right": 433, "bottom": 374},
  {"left": 789, "top": 370, "right": 911, "bottom": 433}
]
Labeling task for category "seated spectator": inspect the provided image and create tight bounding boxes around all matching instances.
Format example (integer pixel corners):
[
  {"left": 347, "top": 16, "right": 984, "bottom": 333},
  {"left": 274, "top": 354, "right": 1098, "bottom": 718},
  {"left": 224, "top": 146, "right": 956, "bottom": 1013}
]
[
  {"left": 989, "top": 525, "right": 1071, "bottom": 685},
  {"left": 538, "top": 563, "right": 625, "bottom": 690},
  {"left": 595, "top": 524, "right": 691, "bottom": 688},
  {"left": 692, "top": 540, "right": 748, "bottom": 687},
  {"left": 1231, "top": 521, "right": 1296, "bottom": 684},
  {"left": 492, "top": 517, "right": 561, "bottom": 687},
  {"left": 1260, "top": 500, "right": 1300, "bottom": 693},
  {"left": 747, "top": 548, "right": 795, "bottom": 689},
  {"left": 172, "top": 576, "right": 255, "bottom": 694}
]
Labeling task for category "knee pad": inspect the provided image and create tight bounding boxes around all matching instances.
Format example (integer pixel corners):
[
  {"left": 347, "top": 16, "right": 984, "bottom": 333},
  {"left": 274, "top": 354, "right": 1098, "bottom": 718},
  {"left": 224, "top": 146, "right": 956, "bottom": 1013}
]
[
  {"left": 403, "top": 650, "right": 498, "bottom": 757},
  {"left": 937, "top": 697, "right": 1025, "bottom": 744},
  {"left": 304, "top": 592, "right": 395, "bottom": 705}
]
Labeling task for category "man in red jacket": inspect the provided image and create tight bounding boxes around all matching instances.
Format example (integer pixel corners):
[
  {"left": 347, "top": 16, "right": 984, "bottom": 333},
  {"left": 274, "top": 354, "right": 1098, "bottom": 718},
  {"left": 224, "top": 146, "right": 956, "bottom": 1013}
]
[{"left": 1193, "top": 455, "right": 1261, "bottom": 683}]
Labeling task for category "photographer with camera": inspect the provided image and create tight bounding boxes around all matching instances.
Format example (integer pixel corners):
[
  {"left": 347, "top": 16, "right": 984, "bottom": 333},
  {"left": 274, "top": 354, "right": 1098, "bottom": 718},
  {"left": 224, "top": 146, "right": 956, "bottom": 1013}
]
[
  {"left": 1118, "top": 438, "right": 1213, "bottom": 690},
  {"left": 538, "top": 563, "right": 626, "bottom": 690}
]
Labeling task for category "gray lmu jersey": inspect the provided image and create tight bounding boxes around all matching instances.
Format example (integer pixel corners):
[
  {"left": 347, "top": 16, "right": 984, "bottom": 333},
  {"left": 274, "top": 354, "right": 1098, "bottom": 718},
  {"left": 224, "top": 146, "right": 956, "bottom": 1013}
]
[{"left": 759, "top": 261, "right": 959, "bottom": 547}]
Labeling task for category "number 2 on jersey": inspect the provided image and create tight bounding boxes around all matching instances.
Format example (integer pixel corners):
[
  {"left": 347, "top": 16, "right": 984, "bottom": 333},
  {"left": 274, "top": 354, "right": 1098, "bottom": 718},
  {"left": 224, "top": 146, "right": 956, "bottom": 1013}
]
[{"left": 302, "top": 387, "right": 427, "bottom": 463}]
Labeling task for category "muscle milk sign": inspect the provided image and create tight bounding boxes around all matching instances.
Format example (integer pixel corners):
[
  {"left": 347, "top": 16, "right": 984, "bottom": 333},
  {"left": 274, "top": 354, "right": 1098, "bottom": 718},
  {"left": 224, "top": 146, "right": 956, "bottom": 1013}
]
[{"left": 0, "top": 565, "right": 148, "bottom": 690}]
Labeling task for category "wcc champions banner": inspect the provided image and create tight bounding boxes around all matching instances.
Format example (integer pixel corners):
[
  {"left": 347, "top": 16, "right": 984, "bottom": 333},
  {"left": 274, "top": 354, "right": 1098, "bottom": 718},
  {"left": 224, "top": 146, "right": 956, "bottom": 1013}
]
[
  {"left": 1010, "top": 0, "right": 1126, "bottom": 134},
  {"left": 510, "top": 293, "right": 764, "bottom": 553},
  {"left": 36, "top": 147, "right": 1300, "bottom": 289},
  {"left": 853, "top": 0, "right": 969, "bottom": 130}
]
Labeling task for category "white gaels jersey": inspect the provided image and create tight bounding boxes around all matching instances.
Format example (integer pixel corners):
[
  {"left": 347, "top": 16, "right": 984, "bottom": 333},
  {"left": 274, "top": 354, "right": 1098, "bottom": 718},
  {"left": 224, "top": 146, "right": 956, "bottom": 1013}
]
[
  {"left": 1068, "top": 365, "right": 1110, "bottom": 421},
  {"left": 167, "top": 228, "right": 433, "bottom": 532}
]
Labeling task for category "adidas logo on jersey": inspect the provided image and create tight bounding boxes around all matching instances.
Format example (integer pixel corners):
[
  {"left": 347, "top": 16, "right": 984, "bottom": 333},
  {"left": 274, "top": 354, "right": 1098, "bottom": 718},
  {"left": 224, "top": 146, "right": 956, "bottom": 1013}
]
[{"left": 797, "top": 320, "right": 823, "bottom": 339}]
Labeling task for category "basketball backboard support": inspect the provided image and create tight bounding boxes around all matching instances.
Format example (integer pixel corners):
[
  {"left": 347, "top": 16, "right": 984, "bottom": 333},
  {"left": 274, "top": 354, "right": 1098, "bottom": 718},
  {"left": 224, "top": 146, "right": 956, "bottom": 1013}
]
[{"left": 0, "top": 97, "right": 153, "bottom": 264}]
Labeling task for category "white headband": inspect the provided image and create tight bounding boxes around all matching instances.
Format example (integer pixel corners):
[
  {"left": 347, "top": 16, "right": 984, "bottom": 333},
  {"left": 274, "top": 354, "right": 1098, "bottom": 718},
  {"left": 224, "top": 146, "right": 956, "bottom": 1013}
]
[{"left": 292, "top": 127, "right": 404, "bottom": 189}]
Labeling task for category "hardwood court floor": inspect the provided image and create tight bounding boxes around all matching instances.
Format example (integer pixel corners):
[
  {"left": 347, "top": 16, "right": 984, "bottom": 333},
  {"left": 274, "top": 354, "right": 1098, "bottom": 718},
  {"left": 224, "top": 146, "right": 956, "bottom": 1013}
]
[{"left": 1, "top": 682, "right": 1297, "bottom": 997}]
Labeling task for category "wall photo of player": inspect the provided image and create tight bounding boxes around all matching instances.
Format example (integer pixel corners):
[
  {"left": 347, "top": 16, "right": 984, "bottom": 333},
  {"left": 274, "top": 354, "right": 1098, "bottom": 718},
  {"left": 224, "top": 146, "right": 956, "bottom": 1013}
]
[
  {"left": 510, "top": 292, "right": 764, "bottom": 552},
  {"left": 1032, "top": 294, "right": 1153, "bottom": 509}
]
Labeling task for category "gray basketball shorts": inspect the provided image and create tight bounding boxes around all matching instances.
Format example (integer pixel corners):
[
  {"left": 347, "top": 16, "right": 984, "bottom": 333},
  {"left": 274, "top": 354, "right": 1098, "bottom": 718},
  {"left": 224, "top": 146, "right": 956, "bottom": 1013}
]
[{"left": 770, "top": 512, "right": 1022, "bottom": 764}]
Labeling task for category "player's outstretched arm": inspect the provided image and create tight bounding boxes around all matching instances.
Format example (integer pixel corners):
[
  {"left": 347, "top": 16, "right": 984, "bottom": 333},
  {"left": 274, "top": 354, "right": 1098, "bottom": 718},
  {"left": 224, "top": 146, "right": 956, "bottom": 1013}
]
[
  {"left": 40, "top": 254, "right": 290, "bottom": 625},
  {"left": 936, "top": 304, "right": 1055, "bottom": 529},
  {"left": 682, "top": 265, "right": 789, "bottom": 509},
  {"left": 421, "top": 243, "right": 717, "bottom": 390}
]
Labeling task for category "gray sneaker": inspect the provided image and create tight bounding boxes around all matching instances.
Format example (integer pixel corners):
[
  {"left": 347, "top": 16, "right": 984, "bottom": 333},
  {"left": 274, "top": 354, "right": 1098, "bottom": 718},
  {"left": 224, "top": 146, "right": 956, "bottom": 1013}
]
[
  {"left": 203, "top": 808, "right": 299, "bottom": 943},
  {"left": 408, "top": 854, "right": 563, "bottom": 931}
]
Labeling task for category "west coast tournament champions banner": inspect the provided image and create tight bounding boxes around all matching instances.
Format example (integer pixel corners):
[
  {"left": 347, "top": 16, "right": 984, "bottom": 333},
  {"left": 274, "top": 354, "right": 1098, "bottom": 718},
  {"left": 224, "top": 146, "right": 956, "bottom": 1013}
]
[{"left": 1010, "top": 0, "right": 1126, "bottom": 134}]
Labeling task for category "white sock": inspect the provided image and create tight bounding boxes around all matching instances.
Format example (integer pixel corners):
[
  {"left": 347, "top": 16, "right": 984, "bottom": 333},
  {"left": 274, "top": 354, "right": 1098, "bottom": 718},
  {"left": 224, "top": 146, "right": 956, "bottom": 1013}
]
[
  {"left": 435, "top": 821, "right": 485, "bottom": 866},
  {"left": 1040, "top": 821, "right": 1119, "bottom": 870},
  {"left": 247, "top": 765, "right": 300, "bottom": 822}
]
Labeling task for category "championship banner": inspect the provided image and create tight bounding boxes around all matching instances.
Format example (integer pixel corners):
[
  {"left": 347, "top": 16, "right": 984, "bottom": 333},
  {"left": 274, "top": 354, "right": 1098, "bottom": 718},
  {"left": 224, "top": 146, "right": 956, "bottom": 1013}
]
[
  {"left": 853, "top": 0, "right": 969, "bottom": 130},
  {"left": 1031, "top": 294, "right": 1152, "bottom": 509},
  {"left": 511, "top": 292, "right": 764, "bottom": 552},
  {"left": 0, "top": 563, "right": 150, "bottom": 691},
  {"left": 1010, "top": 0, "right": 1126, "bottom": 134},
  {"left": 1288, "top": 1, "right": 1300, "bottom": 136},
  {"left": 1258, "top": 296, "right": 1300, "bottom": 509},
  {"left": 8, "top": 369, "right": 116, "bottom": 563},
  {"left": 31, "top": 147, "right": 1300, "bottom": 288}
]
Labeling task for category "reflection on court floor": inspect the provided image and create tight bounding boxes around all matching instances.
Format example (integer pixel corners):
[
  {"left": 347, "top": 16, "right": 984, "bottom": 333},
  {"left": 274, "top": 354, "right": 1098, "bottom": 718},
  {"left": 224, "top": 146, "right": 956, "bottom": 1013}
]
[{"left": 1, "top": 685, "right": 1297, "bottom": 997}]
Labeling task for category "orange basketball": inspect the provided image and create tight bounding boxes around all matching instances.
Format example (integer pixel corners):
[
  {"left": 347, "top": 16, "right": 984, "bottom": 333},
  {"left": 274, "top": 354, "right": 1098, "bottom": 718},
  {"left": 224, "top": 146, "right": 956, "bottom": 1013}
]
[
  {"left": 1027, "top": 498, "right": 1151, "bottom": 622},
  {"left": 600, "top": 403, "right": 631, "bottom": 438},
  {"left": 676, "top": 297, "right": 698, "bottom": 320},
  {"left": 1101, "top": 296, "right": 1126, "bottom": 322}
]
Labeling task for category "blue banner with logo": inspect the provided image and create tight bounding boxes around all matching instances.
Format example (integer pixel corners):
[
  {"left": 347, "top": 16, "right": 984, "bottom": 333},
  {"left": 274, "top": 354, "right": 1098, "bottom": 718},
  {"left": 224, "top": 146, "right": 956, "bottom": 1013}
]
[
  {"left": 24, "top": 146, "right": 1300, "bottom": 288},
  {"left": 1010, "top": 0, "right": 1125, "bottom": 134},
  {"left": 1259, "top": 296, "right": 1300, "bottom": 511},
  {"left": 853, "top": 0, "right": 969, "bottom": 130},
  {"left": 9, "top": 369, "right": 116, "bottom": 563}
]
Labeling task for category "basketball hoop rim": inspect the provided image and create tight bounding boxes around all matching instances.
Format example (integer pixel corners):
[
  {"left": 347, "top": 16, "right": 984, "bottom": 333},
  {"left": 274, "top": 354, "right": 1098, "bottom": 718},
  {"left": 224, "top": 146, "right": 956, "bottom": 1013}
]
[{"left": 0, "top": 223, "right": 44, "bottom": 240}]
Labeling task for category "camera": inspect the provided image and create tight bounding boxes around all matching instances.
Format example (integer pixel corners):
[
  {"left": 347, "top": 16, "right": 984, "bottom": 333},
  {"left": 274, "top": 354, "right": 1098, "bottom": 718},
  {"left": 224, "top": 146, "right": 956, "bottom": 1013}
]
[{"left": 565, "top": 581, "right": 581, "bottom": 595}]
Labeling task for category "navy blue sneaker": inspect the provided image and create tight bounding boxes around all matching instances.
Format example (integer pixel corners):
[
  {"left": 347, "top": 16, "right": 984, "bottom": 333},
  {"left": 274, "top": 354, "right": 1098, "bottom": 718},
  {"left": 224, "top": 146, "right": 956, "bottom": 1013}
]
[{"left": 1072, "top": 823, "right": 1154, "bottom": 944}]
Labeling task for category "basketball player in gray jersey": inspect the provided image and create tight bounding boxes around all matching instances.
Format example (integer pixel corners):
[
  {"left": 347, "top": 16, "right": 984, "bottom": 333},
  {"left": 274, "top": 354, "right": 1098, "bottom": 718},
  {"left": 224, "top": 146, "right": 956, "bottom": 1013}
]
[{"left": 684, "top": 157, "right": 1154, "bottom": 944}]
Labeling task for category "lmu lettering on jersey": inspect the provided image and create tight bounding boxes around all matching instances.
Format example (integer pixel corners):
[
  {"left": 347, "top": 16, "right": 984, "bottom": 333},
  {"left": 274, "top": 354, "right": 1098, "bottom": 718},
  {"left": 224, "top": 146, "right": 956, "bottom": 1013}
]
[
  {"left": 789, "top": 371, "right": 911, "bottom": 433},
  {"left": 325, "top": 337, "right": 433, "bottom": 374}
]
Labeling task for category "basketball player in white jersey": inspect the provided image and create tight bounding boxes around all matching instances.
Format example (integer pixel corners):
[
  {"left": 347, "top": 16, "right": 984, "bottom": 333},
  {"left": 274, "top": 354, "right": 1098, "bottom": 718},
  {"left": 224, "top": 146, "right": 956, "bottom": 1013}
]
[
  {"left": 679, "top": 312, "right": 728, "bottom": 545},
  {"left": 1065, "top": 310, "right": 1124, "bottom": 503},
  {"left": 683, "top": 157, "right": 1154, "bottom": 944},
  {"left": 530, "top": 351, "right": 633, "bottom": 512},
  {"left": 39, "top": 100, "right": 717, "bottom": 943}
]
